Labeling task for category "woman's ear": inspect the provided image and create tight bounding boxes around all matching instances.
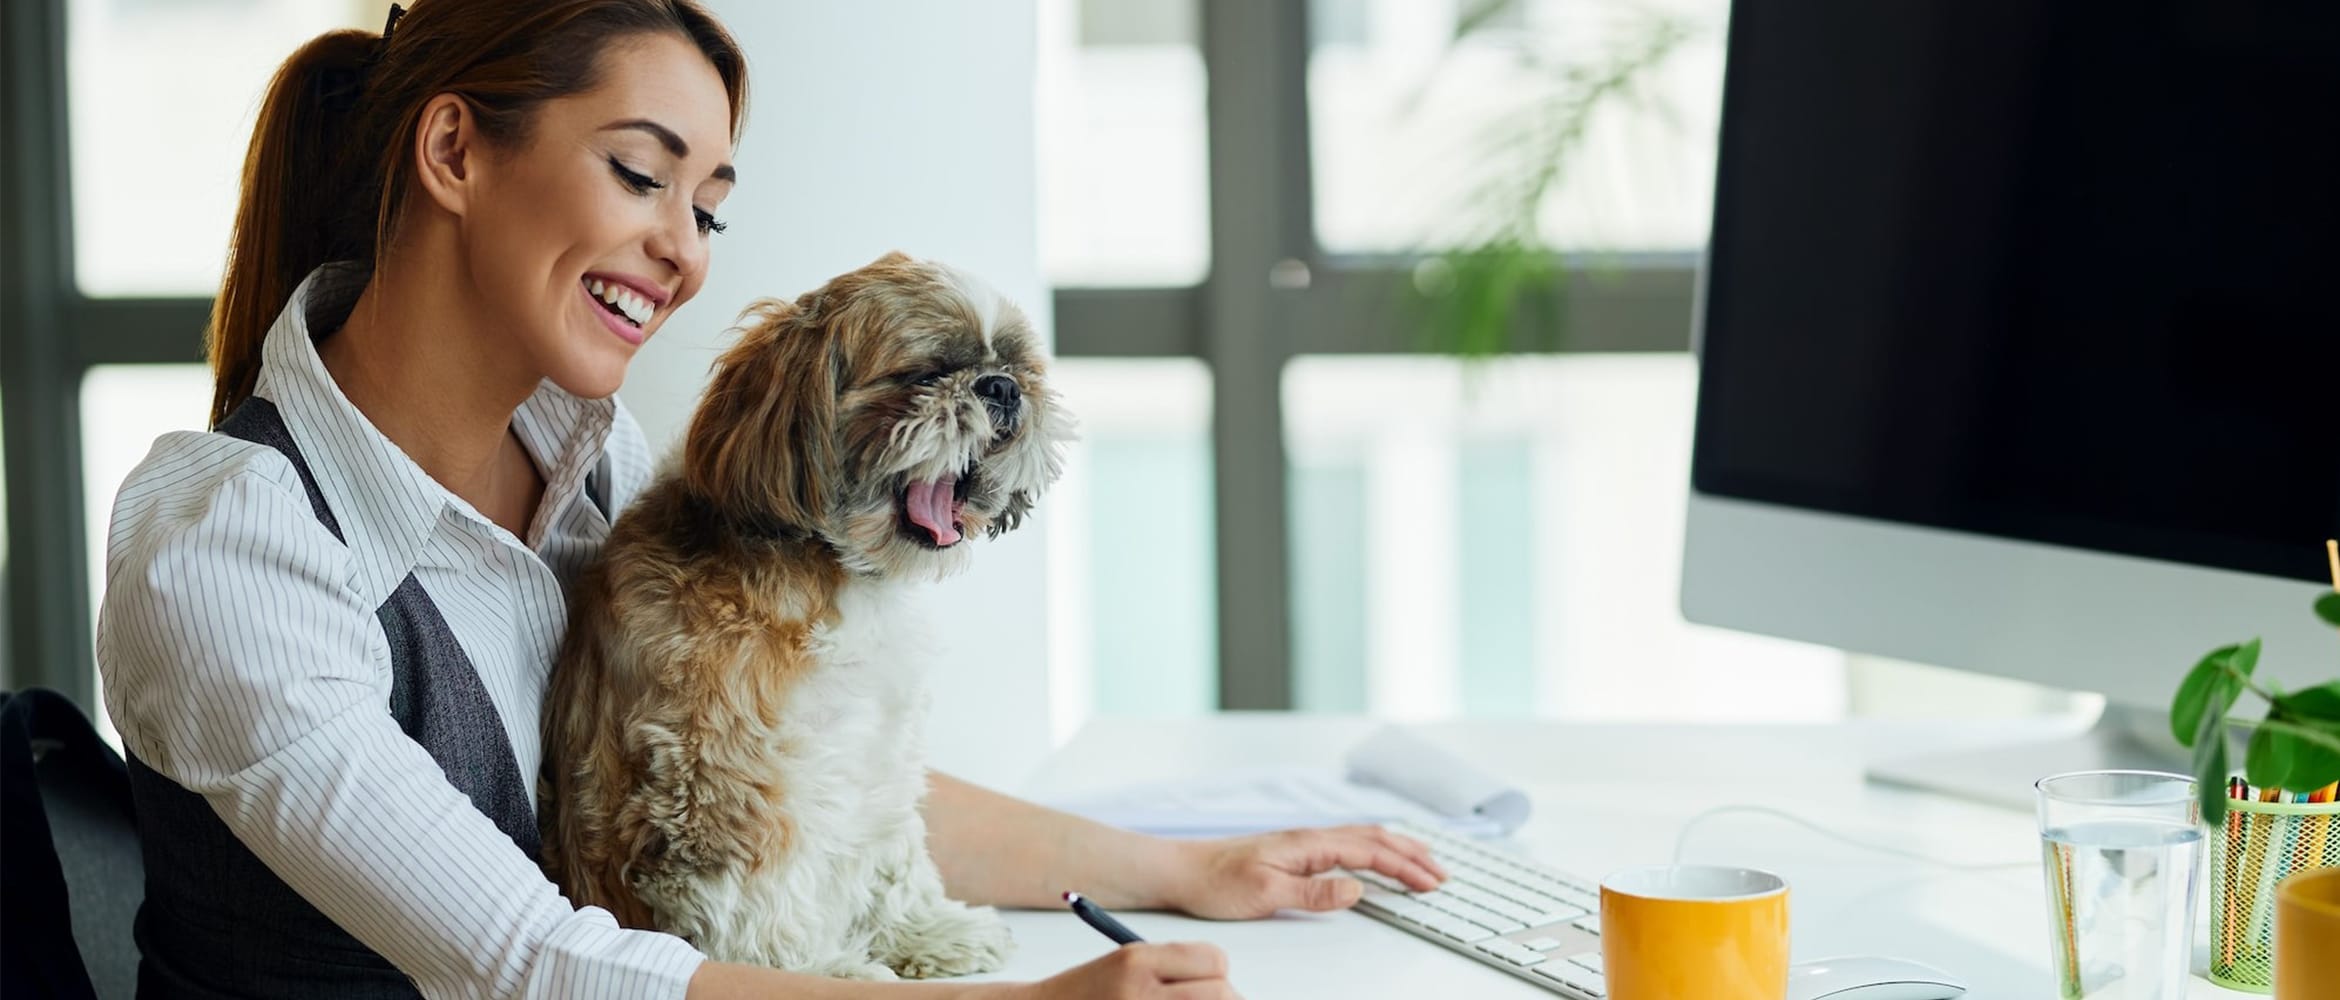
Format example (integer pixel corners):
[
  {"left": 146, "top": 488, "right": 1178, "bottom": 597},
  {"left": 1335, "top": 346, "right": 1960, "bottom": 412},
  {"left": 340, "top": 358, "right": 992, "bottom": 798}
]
[
  {"left": 409, "top": 93, "right": 478, "bottom": 218},
  {"left": 683, "top": 296, "right": 839, "bottom": 532}
]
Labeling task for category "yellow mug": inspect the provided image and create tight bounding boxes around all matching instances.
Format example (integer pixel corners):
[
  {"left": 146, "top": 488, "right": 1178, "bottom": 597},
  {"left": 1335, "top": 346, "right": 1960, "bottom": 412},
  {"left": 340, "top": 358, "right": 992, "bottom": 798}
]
[
  {"left": 2277, "top": 866, "right": 2340, "bottom": 999},
  {"left": 1600, "top": 865, "right": 1790, "bottom": 1000}
]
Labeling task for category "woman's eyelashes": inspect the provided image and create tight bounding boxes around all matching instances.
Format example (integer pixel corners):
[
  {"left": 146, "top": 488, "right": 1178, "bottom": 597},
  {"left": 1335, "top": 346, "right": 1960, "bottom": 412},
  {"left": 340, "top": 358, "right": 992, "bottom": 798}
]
[
  {"left": 608, "top": 156, "right": 661, "bottom": 193},
  {"left": 607, "top": 156, "right": 728, "bottom": 235}
]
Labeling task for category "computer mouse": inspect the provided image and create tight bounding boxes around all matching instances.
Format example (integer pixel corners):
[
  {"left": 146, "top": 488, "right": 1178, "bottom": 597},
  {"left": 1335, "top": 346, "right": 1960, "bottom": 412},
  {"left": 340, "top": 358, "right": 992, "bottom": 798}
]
[{"left": 1785, "top": 956, "right": 1968, "bottom": 1000}]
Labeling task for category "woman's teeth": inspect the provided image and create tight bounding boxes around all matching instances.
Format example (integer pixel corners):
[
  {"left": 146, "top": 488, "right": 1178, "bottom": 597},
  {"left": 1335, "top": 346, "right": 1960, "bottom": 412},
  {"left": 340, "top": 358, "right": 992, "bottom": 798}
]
[{"left": 587, "top": 278, "right": 654, "bottom": 327}]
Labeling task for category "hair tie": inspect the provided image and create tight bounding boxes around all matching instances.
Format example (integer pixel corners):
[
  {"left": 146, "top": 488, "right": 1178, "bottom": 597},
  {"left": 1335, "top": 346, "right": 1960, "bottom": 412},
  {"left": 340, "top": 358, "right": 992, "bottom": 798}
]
[
  {"left": 380, "top": 3, "right": 407, "bottom": 55},
  {"left": 310, "top": 3, "right": 401, "bottom": 111}
]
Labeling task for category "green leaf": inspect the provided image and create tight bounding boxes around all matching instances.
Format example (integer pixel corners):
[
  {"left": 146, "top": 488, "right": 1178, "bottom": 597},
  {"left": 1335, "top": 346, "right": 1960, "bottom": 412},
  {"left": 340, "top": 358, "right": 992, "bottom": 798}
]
[
  {"left": 2196, "top": 706, "right": 2230, "bottom": 825},
  {"left": 2246, "top": 722, "right": 2294, "bottom": 790},
  {"left": 1453, "top": 0, "right": 1517, "bottom": 40},
  {"left": 2171, "top": 644, "right": 2241, "bottom": 747},
  {"left": 2230, "top": 638, "right": 2262, "bottom": 679},
  {"left": 2286, "top": 731, "right": 2340, "bottom": 794},
  {"left": 2317, "top": 592, "right": 2340, "bottom": 628},
  {"left": 2276, "top": 681, "right": 2340, "bottom": 722}
]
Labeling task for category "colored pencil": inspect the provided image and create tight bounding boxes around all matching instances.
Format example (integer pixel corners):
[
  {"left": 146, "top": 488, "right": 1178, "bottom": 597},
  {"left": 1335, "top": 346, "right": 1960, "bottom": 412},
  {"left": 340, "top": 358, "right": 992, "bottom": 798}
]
[{"left": 2221, "top": 778, "right": 2245, "bottom": 971}]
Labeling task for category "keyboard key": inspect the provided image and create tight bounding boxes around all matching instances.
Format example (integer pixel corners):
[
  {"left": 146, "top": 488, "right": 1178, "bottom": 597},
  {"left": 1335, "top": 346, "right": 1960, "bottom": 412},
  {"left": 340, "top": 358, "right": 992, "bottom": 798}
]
[
  {"left": 1419, "top": 894, "right": 1527, "bottom": 934},
  {"left": 1568, "top": 953, "right": 1605, "bottom": 974},
  {"left": 1442, "top": 881, "right": 1546, "bottom": 924},
  {"left": 1532, "top": 963, "right": 1607, "bottom": 997},
  {"left": 1518, "top": 936, "right": 1564, "bottom": 952},
  {"left": 1472, "top": 938, "right": 1549, "bottom": 967},
  {"left": 1465, "top": 879, "right": 1554, "bottom": 909},
  {"left": 1358, "top": 887, "right": 1435, "bottom": 924},
  {"left": 1422, "top": 913, "right": 1490, "bottom": 942},
  {"left": 1530, "top": 906, "right": 1589, "bottom": 926},
  {"left": 1570, "top": 915, "right": 1602, "bottom": 936}
]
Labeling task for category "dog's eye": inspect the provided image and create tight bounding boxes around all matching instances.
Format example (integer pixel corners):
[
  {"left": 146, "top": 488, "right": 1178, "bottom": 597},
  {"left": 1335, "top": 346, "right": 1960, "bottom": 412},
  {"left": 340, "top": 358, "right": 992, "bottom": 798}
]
[{"left": 912, "top": 372, "right": 945, "bottom": 387}]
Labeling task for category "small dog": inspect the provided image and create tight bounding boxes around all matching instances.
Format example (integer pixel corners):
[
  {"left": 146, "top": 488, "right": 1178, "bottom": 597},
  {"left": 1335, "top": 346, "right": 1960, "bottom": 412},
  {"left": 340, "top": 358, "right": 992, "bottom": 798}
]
[{"left": 541, "top": 252, "right": 1069, "bottom": 979}]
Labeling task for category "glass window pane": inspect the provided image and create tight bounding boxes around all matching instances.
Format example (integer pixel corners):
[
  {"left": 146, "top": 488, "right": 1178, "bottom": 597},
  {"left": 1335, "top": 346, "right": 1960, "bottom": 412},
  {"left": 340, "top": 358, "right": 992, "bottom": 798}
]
[
  {"left": 1283, "top": 353, "right": 1846, "bottom": 720},
  {"left": 1039, "top": 0, "right": 1211, "bottom": 287},
  {"left": 81, "top": 364, "right": 213, "bottom": 748},
  {"left": 68, "top": 0, "right": 376, "bottom": 296},
  {"left": 1045, "top": 359, "right": 1215, "bottom": 740},
  {"left": 1307, "top": 0, "right": 1729, "bottom": 254}
]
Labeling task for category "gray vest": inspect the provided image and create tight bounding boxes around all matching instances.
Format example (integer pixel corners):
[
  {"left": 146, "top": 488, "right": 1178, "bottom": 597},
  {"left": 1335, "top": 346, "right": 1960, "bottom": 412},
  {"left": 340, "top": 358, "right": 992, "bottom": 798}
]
[{"left": 127, "top": 397, "right": 564, "bottom": 999}]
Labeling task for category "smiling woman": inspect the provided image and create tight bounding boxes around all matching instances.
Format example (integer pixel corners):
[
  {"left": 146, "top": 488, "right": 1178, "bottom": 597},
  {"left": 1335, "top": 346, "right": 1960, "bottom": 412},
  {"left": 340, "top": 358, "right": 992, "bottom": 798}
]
[
  {"left": 309, "top": 31, "right": 740, "bottom": 421},
  {"left": 95, "top": 3, "right": 753, "bottom": 997}
]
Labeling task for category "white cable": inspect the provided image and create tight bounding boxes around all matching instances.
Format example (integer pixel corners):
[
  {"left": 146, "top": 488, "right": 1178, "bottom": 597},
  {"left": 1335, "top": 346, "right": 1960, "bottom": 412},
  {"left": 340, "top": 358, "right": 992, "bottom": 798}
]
[{"left": 1672, "top": 804, "right": 2036, "bottom": 871}]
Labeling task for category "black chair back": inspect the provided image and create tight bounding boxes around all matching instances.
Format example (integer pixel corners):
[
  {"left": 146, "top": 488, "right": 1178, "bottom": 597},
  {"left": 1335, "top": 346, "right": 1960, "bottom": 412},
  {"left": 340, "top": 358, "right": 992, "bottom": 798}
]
[{"left": 2, "top": 688, "right": 143, "bottom": 1000}]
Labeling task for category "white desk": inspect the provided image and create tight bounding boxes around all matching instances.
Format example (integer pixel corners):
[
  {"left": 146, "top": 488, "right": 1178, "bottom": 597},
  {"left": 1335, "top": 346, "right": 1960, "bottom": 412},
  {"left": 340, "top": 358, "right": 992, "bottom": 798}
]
[{"left": 964, "top": 714, "right": 2253, "bottom": 998}]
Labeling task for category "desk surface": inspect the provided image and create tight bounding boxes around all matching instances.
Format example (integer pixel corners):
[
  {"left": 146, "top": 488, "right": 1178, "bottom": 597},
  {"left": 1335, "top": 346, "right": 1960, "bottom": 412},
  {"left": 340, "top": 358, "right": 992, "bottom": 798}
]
[{"left": 963, "top": 714, "right": 2253, "bottom": 998}]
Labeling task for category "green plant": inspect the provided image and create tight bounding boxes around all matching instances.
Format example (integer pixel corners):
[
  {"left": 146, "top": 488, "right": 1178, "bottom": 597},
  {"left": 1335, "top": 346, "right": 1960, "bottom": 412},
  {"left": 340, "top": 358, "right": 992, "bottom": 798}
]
[
  {"left": 2171, "top": 591, "right": 2340, "bottom": 824},
  {"left": 1404, "top": 1, "right": 1699, "bottom": 358}
]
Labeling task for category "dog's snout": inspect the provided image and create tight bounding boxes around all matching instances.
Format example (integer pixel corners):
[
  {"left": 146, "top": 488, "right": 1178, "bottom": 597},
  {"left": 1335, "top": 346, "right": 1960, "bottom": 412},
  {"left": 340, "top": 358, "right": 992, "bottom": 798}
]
[{"left": 975, "top": 374, "right": 1021, "bottom": 411}]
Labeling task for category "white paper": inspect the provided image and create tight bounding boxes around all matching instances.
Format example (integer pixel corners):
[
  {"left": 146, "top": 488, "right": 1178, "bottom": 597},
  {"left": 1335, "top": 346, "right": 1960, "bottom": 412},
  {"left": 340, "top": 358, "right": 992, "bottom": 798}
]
[
  {"left": 1048, "top": 727, "right": 1529, "bottom": 840},
  {"left": 1344, "top": 725, "right": 1531, "bottom": 834}
]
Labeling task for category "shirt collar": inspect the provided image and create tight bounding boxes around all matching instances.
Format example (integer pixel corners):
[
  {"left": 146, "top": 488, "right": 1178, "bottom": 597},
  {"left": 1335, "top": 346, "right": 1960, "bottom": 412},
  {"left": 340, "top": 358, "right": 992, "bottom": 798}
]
[{"left": 251, "top": 263, "right": 617, "bottom": 609}]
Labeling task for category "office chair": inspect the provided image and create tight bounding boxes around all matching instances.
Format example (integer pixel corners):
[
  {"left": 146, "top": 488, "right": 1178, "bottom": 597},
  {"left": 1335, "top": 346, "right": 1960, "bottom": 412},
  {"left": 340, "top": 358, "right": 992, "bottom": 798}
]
[{"left": 2, "top": 688, "right": 144, "bottom": 1000}]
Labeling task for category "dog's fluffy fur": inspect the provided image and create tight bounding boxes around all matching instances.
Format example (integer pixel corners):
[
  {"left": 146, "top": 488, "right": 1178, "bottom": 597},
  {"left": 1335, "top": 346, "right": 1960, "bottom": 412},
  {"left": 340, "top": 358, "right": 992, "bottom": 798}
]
[{"left": 540, "top": 253, "right": 1068, "bottom": 978}]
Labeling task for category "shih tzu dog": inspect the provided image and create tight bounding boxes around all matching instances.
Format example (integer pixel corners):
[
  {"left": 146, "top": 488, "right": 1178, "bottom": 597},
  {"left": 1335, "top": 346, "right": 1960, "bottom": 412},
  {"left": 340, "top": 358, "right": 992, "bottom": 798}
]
[{"left": 540, "top": 252, "right": 1069, "bottom": 979}]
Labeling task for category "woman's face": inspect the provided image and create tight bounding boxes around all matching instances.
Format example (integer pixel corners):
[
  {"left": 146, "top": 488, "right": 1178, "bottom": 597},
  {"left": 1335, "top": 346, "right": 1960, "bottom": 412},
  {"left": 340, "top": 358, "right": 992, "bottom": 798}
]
[{"left": 460, "top": 32, "right": 735, "bottom": 400}]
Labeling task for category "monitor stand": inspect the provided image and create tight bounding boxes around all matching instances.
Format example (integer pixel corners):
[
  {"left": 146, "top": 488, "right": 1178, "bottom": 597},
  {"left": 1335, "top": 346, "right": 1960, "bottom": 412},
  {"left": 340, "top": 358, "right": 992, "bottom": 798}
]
[{"left": 1866, "top": 703, "right": 2196, "bottom": 812}]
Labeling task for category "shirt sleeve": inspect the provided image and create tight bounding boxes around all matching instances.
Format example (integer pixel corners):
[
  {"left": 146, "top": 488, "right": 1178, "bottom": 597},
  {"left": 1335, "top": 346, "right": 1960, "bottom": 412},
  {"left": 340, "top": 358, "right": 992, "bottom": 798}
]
[{"left": 95, "top": 433, "right": 706, "bottom": 1000}]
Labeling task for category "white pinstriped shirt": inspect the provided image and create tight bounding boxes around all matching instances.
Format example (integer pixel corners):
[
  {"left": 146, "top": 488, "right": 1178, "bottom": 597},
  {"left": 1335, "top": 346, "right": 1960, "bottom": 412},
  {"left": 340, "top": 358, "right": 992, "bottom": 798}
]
[{"left": 95, "top": 265, "right": 704, "bottom": 999}]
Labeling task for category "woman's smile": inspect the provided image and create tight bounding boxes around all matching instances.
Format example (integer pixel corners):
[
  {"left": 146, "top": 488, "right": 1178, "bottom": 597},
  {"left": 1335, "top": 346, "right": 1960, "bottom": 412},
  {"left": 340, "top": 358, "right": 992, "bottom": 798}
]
[{"left": 580, "top": 275, "right": 656, "bottom": 345}]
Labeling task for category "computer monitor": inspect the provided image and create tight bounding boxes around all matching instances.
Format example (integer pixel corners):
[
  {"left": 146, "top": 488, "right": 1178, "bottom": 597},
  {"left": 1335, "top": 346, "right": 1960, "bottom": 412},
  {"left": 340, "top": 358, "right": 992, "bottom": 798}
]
[{"left": 1680, "top": 1, "right": 2340, "bottom": 796}]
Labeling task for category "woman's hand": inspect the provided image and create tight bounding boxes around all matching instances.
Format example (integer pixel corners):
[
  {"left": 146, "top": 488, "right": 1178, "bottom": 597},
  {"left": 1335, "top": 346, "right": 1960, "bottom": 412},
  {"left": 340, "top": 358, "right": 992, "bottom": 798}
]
[
  {"left": 1006, "top": 942, "right": 1237, "bottom": 999},
  {"left": 1157, "top": 825, "right": 1448, "bottom": 920}
]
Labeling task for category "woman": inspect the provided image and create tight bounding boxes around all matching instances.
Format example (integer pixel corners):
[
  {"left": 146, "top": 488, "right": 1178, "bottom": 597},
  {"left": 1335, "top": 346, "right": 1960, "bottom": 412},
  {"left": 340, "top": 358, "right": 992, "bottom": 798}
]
[{"left": 93, "top": 3, "right": 1444, "bottom": 998}]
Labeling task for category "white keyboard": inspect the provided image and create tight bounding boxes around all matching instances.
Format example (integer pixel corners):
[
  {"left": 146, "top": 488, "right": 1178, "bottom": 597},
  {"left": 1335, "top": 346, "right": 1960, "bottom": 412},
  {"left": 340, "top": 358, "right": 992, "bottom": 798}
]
[{"left": 1348, "top": 822, "right": 1609, "bottom": 998}]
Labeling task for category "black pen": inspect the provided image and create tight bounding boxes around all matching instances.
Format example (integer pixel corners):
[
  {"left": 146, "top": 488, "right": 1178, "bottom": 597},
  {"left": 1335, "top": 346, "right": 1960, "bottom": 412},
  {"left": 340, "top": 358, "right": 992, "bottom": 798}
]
[{"left": 1062, "top": 891, "right": 1145, "bottom": 945}]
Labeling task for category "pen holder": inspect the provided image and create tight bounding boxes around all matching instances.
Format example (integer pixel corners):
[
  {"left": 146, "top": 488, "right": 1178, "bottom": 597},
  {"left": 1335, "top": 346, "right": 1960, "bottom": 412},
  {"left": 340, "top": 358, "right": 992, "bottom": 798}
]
[{"left": 2208, "top": 797, "right": 2340, "bottom": 992}]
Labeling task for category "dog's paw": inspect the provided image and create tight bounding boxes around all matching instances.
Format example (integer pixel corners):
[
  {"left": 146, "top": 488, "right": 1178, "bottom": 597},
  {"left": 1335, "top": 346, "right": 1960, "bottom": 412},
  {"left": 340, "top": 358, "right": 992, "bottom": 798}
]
[
  {"left": 814, "top": 959, "right": 901, "bottom": 982},
  {"left": 884, "top": 905, "right": 1015, "bottom": 979}
]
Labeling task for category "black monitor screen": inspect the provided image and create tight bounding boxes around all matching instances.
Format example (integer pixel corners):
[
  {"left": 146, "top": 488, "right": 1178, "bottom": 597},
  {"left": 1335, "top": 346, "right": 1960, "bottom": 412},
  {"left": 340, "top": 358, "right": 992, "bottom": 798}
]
[{"left": 1692, "top": 1, "right": 2340, "bottom": 584}]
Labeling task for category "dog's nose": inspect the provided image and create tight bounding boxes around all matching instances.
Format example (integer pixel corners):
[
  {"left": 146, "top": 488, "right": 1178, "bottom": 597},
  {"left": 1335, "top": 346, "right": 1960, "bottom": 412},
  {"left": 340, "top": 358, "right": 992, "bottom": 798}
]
[{"left": 975, "top": 374, "right": 1021, "bottom": 411}]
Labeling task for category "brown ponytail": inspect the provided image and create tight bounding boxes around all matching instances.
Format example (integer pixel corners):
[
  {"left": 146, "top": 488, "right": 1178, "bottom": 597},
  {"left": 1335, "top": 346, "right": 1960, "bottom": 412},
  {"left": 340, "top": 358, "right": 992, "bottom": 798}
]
[{"left": 204, "top": 1, "right": 748, "bottom": 428}]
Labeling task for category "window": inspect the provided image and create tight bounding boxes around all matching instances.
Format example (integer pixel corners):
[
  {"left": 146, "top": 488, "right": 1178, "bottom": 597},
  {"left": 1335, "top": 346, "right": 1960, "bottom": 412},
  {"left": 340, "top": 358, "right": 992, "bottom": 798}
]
[
  {"left": 1039, "top": 0, "right": 1211, "bottom": 286},
  {"left": 1306, "top": 0, "right": 1729, "bottom": 254},
  {"left": 1284, "top": 354, "right": 1847, "bottom": 720},
  {"left": 67, "top": 0, "right": 375, "bottom": 296},
  {"left": 1045, "top": 360, "right": 1218, "bottom": 741}
]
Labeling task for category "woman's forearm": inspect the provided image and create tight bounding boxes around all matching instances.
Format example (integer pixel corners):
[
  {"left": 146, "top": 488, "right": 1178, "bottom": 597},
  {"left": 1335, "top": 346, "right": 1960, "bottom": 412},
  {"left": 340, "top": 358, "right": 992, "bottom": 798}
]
[{"left": 921, "top": 771, "right": 1189, "bottom": 910}]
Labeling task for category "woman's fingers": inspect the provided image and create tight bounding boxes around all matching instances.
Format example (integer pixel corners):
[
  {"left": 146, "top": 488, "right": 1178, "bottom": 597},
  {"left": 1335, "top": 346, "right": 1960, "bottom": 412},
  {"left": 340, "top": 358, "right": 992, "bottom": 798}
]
[
  {"left": 1365, "top": 826, "right": 1448, "bottom": 882},
  {"left": 1127, "top": 941, "right": 1229, "bottom": 982},
  {"left": 1296, "top": 827, "right": 1445, "bottom": 891}
]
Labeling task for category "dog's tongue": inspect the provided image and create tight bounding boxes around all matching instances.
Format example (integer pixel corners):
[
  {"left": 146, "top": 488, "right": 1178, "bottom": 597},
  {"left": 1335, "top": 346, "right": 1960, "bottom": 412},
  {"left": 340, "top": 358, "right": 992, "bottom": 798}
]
[{"left": 906, "top": 475, "right": 962, "bottom": 546}]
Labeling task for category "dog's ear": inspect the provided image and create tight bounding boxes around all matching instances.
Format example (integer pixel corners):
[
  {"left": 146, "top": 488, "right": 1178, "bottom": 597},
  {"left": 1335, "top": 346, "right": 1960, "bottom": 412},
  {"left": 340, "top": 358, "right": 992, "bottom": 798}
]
[{"left": 682, "top": 295, "right": 839, "bottom": 532}]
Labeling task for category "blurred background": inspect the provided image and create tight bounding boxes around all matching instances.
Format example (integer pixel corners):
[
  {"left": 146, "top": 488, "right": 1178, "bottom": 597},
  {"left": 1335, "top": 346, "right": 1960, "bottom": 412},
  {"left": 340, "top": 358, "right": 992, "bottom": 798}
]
[{"left": 1, "top": 0, "right": 2087, "bottom": 788}]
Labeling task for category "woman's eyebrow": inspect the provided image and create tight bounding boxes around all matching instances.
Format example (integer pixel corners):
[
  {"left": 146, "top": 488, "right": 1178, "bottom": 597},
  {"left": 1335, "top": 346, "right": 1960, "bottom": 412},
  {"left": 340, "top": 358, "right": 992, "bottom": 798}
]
[{"left": 599, "top": 118, "right": 738, "bottom": 183}]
